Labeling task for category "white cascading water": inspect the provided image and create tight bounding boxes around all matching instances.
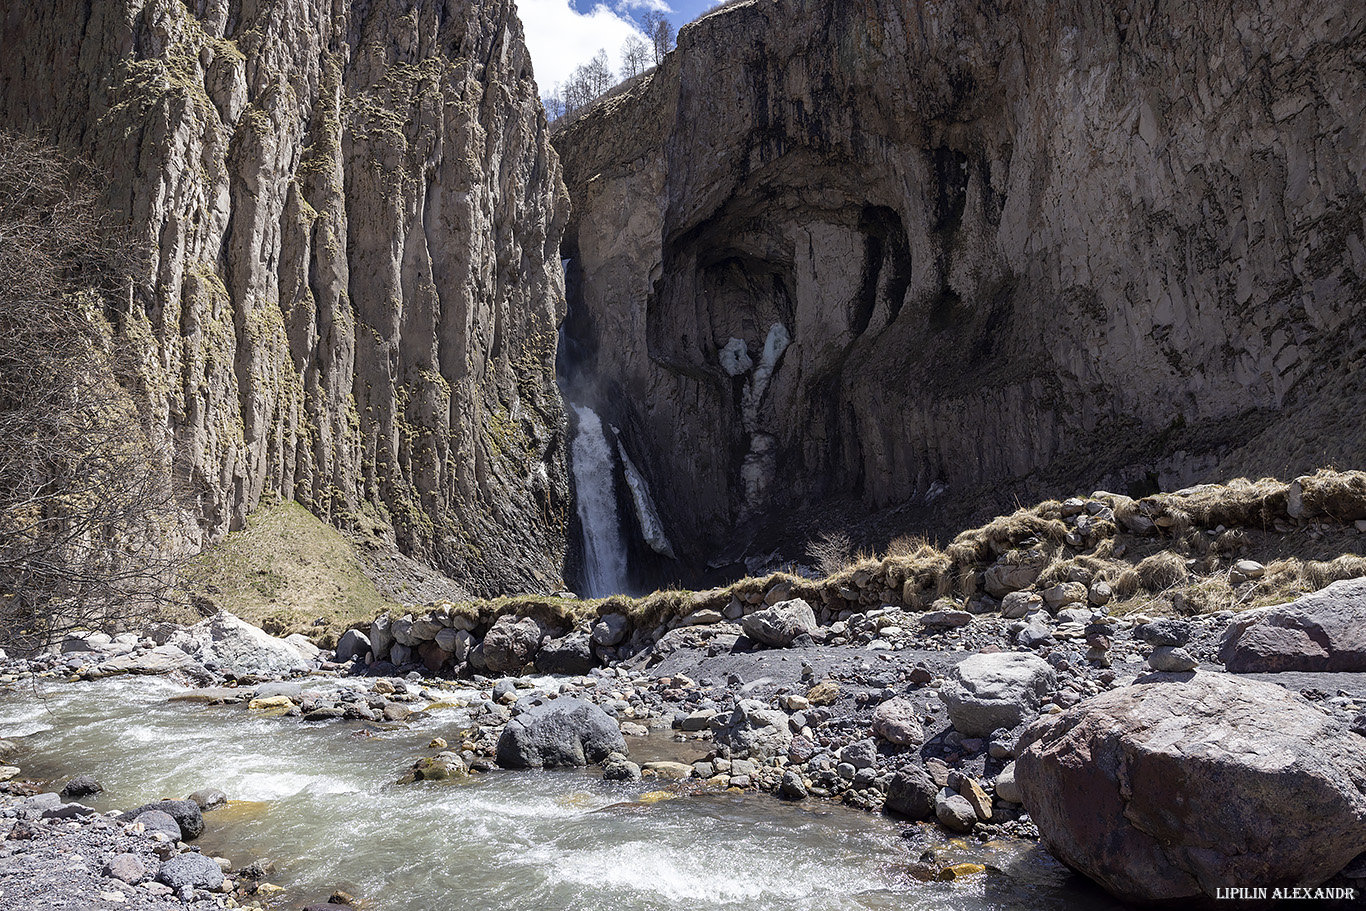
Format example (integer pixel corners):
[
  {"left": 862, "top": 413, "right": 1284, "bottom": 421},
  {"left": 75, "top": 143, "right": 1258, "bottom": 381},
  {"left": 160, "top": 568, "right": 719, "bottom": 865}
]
[{"left": 569, "top": 404, "right": 628, "bottom": 596}]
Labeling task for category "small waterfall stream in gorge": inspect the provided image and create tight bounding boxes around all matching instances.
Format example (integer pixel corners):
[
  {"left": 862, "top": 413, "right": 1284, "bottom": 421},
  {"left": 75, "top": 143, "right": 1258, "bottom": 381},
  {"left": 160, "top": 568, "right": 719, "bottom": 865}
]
[
  {"left": 569, "top": 404, "right": 629, "bottom": 597},
  {"left": 0, "top": 677, "right": 1122, "bottom": 911}
]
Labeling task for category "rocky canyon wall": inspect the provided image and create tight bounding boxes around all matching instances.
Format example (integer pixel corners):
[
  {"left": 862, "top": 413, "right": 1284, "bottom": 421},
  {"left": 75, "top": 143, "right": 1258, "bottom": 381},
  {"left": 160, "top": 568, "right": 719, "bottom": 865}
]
[
  {"left": 555, "top": 0, "right": 1366, "bottom": 573},
  {"left": 0, "top": 0, "right": 571, "bottom": 595}
]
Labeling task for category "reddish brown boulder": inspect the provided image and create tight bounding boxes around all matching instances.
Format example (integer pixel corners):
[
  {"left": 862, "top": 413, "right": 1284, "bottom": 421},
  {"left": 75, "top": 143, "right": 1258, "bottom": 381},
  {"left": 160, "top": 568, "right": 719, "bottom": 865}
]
[
  {"left": 1015, "top": 672, "right": 1366, "bottom": 904},
  {"left": 1219, "top": 578, "right": 1366, "bottom": 672}
]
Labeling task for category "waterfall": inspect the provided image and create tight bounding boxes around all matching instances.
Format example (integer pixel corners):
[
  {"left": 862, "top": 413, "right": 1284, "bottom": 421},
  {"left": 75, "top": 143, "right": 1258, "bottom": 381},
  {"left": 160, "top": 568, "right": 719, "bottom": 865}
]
[
  {"left": 569, "top": 404, "right": 628, "bottom": 597},
  {"left": 615, "top": 434, "right": 677, "bottom": 561}
]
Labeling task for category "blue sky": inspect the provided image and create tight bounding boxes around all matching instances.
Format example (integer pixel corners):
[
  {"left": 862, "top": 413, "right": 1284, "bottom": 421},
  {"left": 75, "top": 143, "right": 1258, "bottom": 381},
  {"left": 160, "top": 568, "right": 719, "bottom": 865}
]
[{"left": 519, "top": 0, "right": 725, "bottom": 92}]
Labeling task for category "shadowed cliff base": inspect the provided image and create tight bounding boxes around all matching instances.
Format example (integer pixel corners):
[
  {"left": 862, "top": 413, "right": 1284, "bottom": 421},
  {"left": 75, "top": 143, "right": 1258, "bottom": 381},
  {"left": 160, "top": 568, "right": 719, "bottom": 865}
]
[{"left": 367, "top": 469, "right": 1366, "bottom": 670}]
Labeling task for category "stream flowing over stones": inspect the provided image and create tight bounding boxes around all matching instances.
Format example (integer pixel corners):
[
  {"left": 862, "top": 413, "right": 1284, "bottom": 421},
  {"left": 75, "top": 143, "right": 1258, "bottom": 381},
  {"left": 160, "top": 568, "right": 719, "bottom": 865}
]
[{"left": 0, "top": 679, "right": 1120, "bottom": 911}]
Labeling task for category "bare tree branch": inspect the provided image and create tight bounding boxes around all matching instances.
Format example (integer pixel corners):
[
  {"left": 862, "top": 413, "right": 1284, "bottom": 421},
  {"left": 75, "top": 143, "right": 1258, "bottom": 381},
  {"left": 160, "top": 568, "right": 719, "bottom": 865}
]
[{"left": 0, "top": 132, "right": 180, "bottom": 656}]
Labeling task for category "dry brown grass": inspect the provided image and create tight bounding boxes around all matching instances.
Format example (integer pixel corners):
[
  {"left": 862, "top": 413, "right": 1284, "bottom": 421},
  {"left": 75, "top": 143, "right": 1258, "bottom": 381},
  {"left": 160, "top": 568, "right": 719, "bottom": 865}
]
[
  {"left": 1136, "top": 551, "right": 1190, "bottom": 592},
  {"left": 948, "top": 504, "right": 1068, "bottom": 566},
  {"left": 391, "top": 470, "right": 1366, "bottom": 635},
  {"left": 1293, "top": 469, "right": 1366, "bottom": 521},
  {"left": 1165, "top": 476, "right": 1288, "bottom": 528}
]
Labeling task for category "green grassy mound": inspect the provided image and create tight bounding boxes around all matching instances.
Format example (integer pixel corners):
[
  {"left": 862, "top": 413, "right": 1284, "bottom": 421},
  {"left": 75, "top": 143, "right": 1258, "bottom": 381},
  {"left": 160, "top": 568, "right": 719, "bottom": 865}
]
[{"left": 186, "top": 500, "right": 403, "bottom": 647}]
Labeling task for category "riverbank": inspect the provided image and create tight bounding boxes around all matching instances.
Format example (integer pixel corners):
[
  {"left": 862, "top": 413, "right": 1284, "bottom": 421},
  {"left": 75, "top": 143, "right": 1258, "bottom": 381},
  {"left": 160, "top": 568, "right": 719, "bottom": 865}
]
[{"left": 4, "top": 578, "right": 1366, "bottom": 909}]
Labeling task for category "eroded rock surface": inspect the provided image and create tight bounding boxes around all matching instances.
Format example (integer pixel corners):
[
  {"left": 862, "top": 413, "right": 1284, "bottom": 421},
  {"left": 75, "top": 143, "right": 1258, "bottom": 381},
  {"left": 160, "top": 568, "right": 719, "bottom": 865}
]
[
  {"left": 555, "top": 0, "right": 1366, "bottom": 568},
  {"left": 0, "top": 0, "right": 571, "bottom": 594},
  {"left": 1015, "top": 672, "right": 1366, "bottom": 903}
]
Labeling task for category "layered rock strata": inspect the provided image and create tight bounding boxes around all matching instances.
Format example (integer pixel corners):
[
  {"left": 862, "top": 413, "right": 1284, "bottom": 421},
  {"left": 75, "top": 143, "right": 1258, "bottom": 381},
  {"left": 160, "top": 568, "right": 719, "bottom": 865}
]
[
  {"left": 554, "top": 0, "right": 1366, "bottom": 570},
  {"left": 0, "top": 0, "right": 570, "bottom": 593}
]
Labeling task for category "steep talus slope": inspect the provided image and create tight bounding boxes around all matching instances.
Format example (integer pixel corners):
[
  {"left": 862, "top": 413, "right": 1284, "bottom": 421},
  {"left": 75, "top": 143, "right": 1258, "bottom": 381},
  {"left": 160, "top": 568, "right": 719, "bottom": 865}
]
[
  {"left": 0, "top": 0, "right": 570, "bottom": 594},
  {"left": 555, "top": 0, "right": 1366, "bottom": 572}
]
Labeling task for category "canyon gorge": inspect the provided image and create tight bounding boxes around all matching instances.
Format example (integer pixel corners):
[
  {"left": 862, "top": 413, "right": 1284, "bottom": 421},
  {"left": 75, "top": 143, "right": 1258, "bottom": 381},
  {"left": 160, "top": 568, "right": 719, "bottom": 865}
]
[{"left": 3, "top": 0, "right": 1364, "bottom": 595}]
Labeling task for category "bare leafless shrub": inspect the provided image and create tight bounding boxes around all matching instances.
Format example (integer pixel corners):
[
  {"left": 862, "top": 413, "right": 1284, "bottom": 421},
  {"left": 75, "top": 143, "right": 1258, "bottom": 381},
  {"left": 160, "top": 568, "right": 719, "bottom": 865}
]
[
  {"left": 807, "top": 530, "right": 854, "bottom": 577},
  {"left": 0, "top": 132, "right": 176, "bottom": 655}
]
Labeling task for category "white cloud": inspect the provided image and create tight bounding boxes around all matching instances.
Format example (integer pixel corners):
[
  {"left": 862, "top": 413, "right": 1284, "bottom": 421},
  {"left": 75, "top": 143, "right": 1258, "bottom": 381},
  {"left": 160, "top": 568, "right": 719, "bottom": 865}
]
[
  {"left": 518, "top": 1, "right": 651, "bottom": 92},
  {"left": 615, "top": 0, "right": 672, "bottom": 12}
]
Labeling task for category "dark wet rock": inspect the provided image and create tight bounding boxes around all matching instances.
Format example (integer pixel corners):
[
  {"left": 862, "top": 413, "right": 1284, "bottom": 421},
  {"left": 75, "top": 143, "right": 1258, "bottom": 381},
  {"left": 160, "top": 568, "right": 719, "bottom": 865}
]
[
  {"left": 535, "top": 632, "right": 597, "bottom": 675},
  {"left": 412, "top": 752, "right": 467, "bottom": 780},
  {"left": 602, "top": 754, "right": 642, "bottom": 781},
  {"left": 59, "top": 775, "right": 102, "bottom": 799},
  {"left": 495, "top": 697, "right": 626, "bottom": 768},
  {"left": 188, "top": 788, "right": 227, "bottom": 811},
  {"left": 885, "top": 765, "right": 936, "bottom": 820},
  {"left": 1015, "top": 672, "right": 1366, "bottom": 904},
  {"left": 304, "top": 705, "right": 346, "bottom": 721},
  {"left": 1220, "top": 579, "right": 1366, "bottom": 672},
  {"left": 121, "top": 799, "right": 204, "bottom": 840}
]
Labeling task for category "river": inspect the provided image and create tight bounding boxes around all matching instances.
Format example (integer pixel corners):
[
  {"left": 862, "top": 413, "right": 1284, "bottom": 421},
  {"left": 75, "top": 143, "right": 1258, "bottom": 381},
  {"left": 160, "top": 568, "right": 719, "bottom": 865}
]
[{"left": 0, "top": 677, "right": 1121, "bottom": 910}]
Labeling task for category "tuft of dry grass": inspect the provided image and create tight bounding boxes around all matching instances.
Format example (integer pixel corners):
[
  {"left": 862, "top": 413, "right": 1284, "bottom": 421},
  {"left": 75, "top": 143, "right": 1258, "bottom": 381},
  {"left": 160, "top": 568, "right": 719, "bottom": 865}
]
[{"left": 1136, "top": 551, "right": 1189, "bottom": 593}]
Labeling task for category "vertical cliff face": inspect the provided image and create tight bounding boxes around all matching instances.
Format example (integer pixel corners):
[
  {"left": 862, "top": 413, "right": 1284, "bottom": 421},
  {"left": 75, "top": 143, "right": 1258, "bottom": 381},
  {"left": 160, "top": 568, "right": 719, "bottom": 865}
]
[
  {"left": 0, "top": 0, "right": 571, "bottom": 594},
  {"left": 555, "top": 0, "right": 1366, "bottom": 570}
]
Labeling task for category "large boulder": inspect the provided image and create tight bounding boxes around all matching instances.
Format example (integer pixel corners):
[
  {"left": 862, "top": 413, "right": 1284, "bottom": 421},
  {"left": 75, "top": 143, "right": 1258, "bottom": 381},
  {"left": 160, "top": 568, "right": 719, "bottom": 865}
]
[
  {"left": 89, "top": 645, "right": 212, "bottom": 683},
  {"left": 591, "top": 613, "right": 629, "bottom": 646},
  {"left": 1219, "top": 578, "right": 1366, "bottom": 672},
  {"left": 1015, "top": 672, "right": 1366, "bottom": 904},
  {"left": 369, "top": 615, "right": 394, "bottom": 661},
  {"left": 177, "top": 612, "right": 312, "bottom": 678},
  {"left": 535, "top": 632, "right": 597, "bottom": 675},
  {"left": 741, "top": 598, "right": 817, "bottom": 647},
  {"left": 938, "top": 653, "right": 1056, "bottom": 736},
  {"left": 334, "top": 628, "right": 371, "bottom": 662},
  {"left": 711, "top": 698, "right": 793, "bottom": 760},
  {"left": 482, "top": 615, "right": 544, "bottom": 675},
  {"left": 495, "top": 698, "right": 625, "bottom": 768}
]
